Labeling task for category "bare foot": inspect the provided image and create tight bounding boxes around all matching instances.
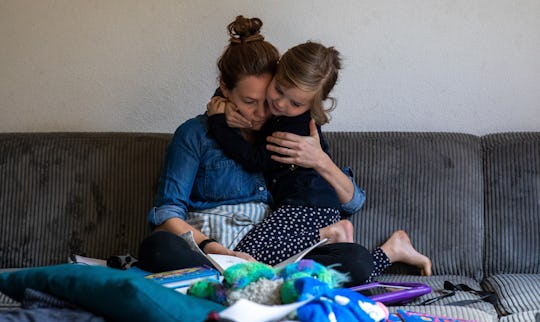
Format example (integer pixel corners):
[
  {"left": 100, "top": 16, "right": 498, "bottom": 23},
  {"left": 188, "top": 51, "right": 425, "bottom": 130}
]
[
  {"left": 380, "top": 230, "right": 432, "bottom": 276},
  {"left": 320, "top": 220, "right": 354, "bottom": 243}
]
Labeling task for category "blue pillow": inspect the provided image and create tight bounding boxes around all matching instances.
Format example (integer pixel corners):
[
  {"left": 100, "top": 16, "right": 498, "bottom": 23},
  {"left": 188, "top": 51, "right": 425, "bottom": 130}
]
[{"left": 0, "top": 264, "right": 224, "bottom": 322}]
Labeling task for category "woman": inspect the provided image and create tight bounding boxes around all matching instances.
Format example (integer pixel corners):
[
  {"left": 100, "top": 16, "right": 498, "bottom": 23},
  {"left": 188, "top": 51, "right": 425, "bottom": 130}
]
[
  {"left": 137, "top": 16, "right": 431, "bottom": 285},
  {"left": 206, "top": 41, "right": 364, "bottom": 266}
]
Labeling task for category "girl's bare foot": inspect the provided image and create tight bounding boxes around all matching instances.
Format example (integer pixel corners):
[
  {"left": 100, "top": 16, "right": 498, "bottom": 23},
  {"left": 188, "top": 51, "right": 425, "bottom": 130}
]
[
  {"left": 380, "top": 230, "right": 432, "bottom": 276},
  {"left": 320, "top": 220, "right": 354, "bottom": 243}
]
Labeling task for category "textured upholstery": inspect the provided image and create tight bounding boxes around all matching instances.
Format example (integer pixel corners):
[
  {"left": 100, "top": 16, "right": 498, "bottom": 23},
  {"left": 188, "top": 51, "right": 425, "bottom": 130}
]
[
  {"left": 482, "top": 274, "right": 540, "bottom": 316},
  {"left": 482, "top": 132, "right": 540, "bottom": 275},
  {"left": 499, "top": 311, "right": 540, "bottom": 322},
  {"left": 0, "top": 133, "right": 170, "bottom": 267},
  {"left": 325, "top": 132, "right": 484, "bottom": 279}
]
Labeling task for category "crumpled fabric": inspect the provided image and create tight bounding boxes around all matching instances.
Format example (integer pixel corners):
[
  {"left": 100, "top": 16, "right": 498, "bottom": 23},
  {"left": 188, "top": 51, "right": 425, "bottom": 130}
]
[
  {"left": 295, "top": 277, "right": 388, "bottom": 322},
  {"left": 0, "top": 288, "right": 104, "bottom": 322}
]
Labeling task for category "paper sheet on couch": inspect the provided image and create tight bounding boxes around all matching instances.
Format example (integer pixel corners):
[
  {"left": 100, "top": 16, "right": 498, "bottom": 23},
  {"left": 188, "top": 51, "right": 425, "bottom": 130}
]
[
  {"left": 69, "top": 254, "right": 107, "bottom": 267},
  {"left": 219, "top": 298, "right": 313, "bottom": 322}
]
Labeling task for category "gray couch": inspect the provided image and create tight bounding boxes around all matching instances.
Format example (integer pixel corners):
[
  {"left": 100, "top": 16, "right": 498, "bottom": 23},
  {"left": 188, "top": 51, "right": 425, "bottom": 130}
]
[{"left": 0, "top": 132, "right": 539, "bottom": 321}]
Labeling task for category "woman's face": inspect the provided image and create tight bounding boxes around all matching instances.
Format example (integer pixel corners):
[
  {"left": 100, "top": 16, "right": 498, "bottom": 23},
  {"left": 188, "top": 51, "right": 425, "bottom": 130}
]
[
  {"left": 221, "top": 73, "right": 273, "bottom": 131},
  {"left": 266, "top": 77, "right": 314, "bottom": 118}
]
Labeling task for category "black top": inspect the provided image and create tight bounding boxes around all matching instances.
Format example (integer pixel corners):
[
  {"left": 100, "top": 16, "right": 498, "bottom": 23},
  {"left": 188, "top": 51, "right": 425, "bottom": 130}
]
[{"left": 208, "top": 111, "right": 342, "bottom": 210}]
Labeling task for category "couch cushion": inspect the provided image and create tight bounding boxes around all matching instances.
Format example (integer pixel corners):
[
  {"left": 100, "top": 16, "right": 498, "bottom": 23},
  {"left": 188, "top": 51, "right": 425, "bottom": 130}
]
[
  {"left": 482, "top": 273, "right": 540, "bottom": 316},
  {"left": 378, "top": 274, "right": 498, "bottom": 316},
  {"left": 0, "top": 264, "right": 223, "bottom": 322},
  {"left": 499, "top": 311, "right": 540, "bottom": 322},
  {"left": 0, "top": 133, "right": 171, "bottom": 268},
  {"left": 0, "top": 291, "right": 19, "bottom": 310},
  {"left": 482, "top": 132, "right": 540, "bottom": 275},
  {"left": 325, "top": 132, "right": 484, "bottom": 279},
  {"left": 387, "top": 305, "right": 497, "bottom": 322}
]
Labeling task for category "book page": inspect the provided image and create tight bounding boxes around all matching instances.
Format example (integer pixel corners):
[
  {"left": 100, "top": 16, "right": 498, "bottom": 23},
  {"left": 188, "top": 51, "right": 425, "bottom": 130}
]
[
  {"left": 206, "top": 254, "right": 248, "bottom": 273},
  {"left": 179, "top": 231, "right": 328, "bottom": 272},
  {"left": 69, "top": 254, "right": 107, "bottom": 267},
  {"left": 273, "top": 238, "right": 328, "bottom": 269},
  {"left": 178, "top": 231, "right": 207, "bottom": 258}
]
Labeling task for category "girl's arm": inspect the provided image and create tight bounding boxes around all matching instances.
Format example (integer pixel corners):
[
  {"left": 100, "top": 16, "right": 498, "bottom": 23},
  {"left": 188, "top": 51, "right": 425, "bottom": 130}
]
[
  {"left": 207, "top": 99, "right": 275, "bottom": 172},
  {"left": 266, "top": 119, "right": 362, "bottom": 207}
]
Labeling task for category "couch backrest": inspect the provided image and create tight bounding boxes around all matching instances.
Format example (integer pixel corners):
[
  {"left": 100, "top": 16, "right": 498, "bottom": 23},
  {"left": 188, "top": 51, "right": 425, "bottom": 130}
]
[
  {"left": 0, "top": 133, "right": 170, "bottom": 268},
  {"left": 325, "top": 132, "right": 485, "bottom": 280},
  {"left": 1, "top": 131, "right": 537, "bottom": 279},
  {"left": 482, "top": 132, "right": 540, "bottom": 275}
]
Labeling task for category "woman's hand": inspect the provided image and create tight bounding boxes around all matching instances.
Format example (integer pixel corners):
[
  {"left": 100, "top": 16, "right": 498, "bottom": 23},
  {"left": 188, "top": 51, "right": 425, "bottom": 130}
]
[{"left": 265, "top": 119, "right": 328, "bottom": 170}]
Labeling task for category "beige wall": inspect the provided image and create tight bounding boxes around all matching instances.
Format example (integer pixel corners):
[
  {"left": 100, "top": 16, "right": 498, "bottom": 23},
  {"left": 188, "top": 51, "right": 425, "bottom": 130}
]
[{"left": 1, "top": 0, "right": 539, "bottom": 134}]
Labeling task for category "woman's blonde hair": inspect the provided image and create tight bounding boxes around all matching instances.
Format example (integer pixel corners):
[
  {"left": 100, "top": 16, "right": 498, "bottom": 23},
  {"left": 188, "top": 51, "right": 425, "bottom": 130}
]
[
  {"left": 276, "top": 41, "right": 342, "bottom": 125},
  {"left": 217, "top": 16, "right": 279, "bottom": 90}
]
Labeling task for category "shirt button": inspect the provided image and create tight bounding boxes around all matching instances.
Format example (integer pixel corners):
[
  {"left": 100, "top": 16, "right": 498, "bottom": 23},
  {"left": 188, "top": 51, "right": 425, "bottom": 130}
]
[{"left": 258, "top": 186, "right": 265, "bottom": 191}]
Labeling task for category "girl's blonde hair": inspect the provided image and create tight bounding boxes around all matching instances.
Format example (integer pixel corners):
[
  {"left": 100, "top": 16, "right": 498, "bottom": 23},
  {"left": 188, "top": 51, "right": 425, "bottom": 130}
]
[
  {"left": 276, "top": 41, "right": 342, "bottom": 125},
  {"left": 217, "top": 16, "right": 279, "bottom": 91}
]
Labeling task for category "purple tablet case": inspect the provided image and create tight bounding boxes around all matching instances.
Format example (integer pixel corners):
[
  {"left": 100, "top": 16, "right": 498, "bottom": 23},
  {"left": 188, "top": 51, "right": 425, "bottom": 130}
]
[{"left": 350, "top": 282, "right": 432, "bottom": 305}]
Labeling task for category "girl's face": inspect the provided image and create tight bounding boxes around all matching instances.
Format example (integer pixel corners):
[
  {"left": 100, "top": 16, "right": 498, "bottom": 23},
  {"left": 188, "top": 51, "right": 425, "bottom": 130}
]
[
  {"left": 221, "top": 73, "right": 273, "bottom": 131},
  {"left": 266, "top": 77, "right": 315, "bottom": 117}
]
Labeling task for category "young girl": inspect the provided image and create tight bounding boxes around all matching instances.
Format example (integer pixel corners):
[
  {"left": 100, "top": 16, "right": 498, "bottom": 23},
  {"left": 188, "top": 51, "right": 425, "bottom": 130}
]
[{"left": 207, "top": 42, "right": 365, "bottom": 265}]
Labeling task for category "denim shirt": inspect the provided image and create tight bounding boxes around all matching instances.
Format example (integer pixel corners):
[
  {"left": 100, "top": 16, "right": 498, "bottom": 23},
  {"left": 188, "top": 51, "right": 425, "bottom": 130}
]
[{"left": 147, "top": 114, "right": 271, "bottom": 226}]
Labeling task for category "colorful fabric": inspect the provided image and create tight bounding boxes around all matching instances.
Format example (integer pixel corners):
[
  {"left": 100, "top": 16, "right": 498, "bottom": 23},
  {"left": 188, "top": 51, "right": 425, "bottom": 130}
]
[{"left": 295, "top": 277, "right": 388, "bottom": 322}]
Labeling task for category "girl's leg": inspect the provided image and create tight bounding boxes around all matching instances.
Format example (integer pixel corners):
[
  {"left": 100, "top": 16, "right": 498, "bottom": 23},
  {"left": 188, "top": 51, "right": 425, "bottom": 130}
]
[
  {"left": 368, "top": 230, "right": 433, "bottom": 281},
  {"left": 379, "top": 230, "right": 432, "bottom": 276},
  {"left": 367, "top": 247, "right": 392, "bottom": 282},
  {"left": 235, "top": 205, "right": 340, "bottom": 266},
  {"left": 309, "top": 230, "right": 432, "bottom": 286},
  {"left": 319, "top": 219, "right": 354, "bottom": 243}
]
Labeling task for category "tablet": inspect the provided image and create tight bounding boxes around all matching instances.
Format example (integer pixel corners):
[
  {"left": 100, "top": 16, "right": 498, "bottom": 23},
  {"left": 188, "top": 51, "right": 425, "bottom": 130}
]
[{"left": 349, "top": 282, "right": 432, "bottom": 305}]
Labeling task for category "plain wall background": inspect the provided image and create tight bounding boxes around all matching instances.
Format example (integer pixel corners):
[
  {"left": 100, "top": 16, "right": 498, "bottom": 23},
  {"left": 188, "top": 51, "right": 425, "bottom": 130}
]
[{"left": 1, "top": 0, "right": 539, "bottom": 134}]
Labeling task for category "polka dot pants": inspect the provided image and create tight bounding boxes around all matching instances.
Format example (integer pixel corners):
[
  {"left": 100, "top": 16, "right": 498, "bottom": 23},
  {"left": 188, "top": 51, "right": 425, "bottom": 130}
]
[
  {"left": 235, "top": 205, "right": 340, "bottom": 266},
  {"left": 368, "top": 247, "right": 391, "bottom": 282}
]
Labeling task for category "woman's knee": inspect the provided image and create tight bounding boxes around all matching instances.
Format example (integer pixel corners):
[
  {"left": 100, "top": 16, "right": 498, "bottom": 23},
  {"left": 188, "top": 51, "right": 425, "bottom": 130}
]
[{"left": 136, "top": 231, "right": 210, "bottom": 272}]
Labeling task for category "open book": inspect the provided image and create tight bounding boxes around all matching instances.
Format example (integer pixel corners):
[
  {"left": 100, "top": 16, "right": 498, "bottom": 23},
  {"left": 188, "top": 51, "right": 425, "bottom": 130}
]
[{"left": 180, "top": 231, "right": 327, "bottom": 273}]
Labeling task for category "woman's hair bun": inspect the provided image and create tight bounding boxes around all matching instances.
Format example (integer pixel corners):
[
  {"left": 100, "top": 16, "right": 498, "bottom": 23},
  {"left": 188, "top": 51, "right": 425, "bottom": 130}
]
[{"left": 227, "top": 15, "right": 264, "bottom": 44}]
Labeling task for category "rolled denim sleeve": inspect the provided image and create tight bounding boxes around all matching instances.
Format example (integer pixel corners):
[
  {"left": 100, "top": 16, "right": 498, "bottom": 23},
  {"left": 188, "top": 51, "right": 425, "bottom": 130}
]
[
  {"left": 148, "top": 121, "right": 201, "bottom": 226},
  {"left": 340, "top": 167, "right": 366, "bottom": 215},
  {"left": 147, "top": 204, "right": 187, "bottom": 226}
]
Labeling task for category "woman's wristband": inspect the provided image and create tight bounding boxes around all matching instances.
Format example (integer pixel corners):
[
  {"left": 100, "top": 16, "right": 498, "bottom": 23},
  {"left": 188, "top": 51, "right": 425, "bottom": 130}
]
[{"left": 198, "top": 238, "right": 218, "bottom": 253}]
